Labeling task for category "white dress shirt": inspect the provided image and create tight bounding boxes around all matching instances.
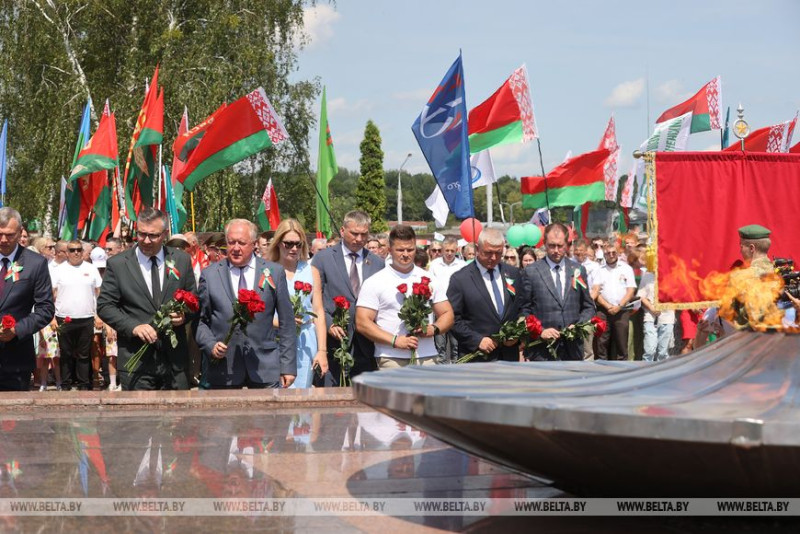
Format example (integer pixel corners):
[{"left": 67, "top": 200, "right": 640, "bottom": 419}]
[
  {"left": 228, "top": 255, "right": 257, "bottom": 291},
  {"left": 135, "top": 246, "right": 165, "bottom": 297},
  {"left": 544, "top": 257, "right": 567, "bottom": 299},
  {"left": 342, "top": 245, "right": 364, "bottom": 282}
]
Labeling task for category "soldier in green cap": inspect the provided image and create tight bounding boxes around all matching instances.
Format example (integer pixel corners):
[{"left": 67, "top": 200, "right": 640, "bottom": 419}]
[{"left": 738, "top": 224, "right": 773, "bottom": 276}]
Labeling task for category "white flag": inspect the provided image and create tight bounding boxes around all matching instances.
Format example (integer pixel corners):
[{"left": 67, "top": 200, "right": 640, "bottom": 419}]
[
  {"left": 426, "top": 148, "right": 498, "bottom": 226},
  {"left": 425, "top": 185, "right": 450, "bottom": 228}
]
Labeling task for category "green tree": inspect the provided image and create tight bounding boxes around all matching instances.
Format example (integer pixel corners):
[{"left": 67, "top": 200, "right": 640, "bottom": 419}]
[
  {"left": 0, "top": 0, "right": 318, "bottom": 232},
  {"left": 355, "top": 120, "right": 387, "bottom": 232}
]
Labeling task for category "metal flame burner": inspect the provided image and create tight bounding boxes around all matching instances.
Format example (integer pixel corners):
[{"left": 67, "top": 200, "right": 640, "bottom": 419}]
[{"left": 354, "top": 331, "right": 800, "bottom": 497}]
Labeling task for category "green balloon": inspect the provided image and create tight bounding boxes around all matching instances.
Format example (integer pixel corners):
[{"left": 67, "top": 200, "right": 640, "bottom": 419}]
[
  {"left": 523, "top": 224, "right": 541, "bottom": 246},
  {"left": 507, "top": 225, "right": 526, "bottom": 248}
]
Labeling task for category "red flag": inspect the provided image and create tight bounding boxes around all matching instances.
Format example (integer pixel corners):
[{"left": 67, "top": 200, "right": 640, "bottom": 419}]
[
  {"left": 656, "top": 76, "right": 722, "bottom": 133},
  {"left": 597, "top": 116, "right": 620, "bottom": 201},
  {"left": 790, "top": 142, "right": 800, "bottom": 154},
  {"left": 172, "top": 106, "right": 189, "bottom": 178},
  {"left": 256, "top": 178, "right": 281, "bottom": 231},
  {"left": 724, "top": 116, "right": 797, "bottom": 153}
]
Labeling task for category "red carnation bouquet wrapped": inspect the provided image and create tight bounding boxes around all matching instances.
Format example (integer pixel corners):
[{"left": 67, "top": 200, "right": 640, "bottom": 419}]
[
  {"left": 290, "top": 280, "right": 316, "bottom": 335},
  {"left": 331, "top": 295, "right": 353, "bottom": 386},
  {"left": 397, "top": 276, "right": 434, "bottom": 364},
  {"left": 126, "top": 289, "right": 200, "bottom": 372},
  {"left": 457, "top": 314, "right": 543, "bottom": 363},
  {"left": 527, "top": 315, "right": 607, "bottom": 360}
]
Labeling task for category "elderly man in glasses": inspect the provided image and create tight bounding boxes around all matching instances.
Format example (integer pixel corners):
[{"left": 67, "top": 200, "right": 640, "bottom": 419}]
[
  {"left": 97, "top": 208, "right": 196, "bottom": 391},
  {"left": 51, "top": 239, "right": 103, "bottom": 390}
]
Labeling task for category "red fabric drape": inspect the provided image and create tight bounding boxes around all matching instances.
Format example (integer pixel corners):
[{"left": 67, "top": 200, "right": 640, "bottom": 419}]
[{"left": 655, "top": 152, "right": 800, "bottom": 305}]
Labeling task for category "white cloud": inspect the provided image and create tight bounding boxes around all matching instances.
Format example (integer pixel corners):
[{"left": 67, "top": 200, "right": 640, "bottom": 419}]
[
  {"left": 604, "top": 78, "right": 645, "bottom": 108},
  {"left": 302, "top": 5, "right": 340, "bottom": 49},
  {"left": 655, "top": 79, "right": 691, "bottom": 104},
  {"left": 327, "top": 97, "right": 373, "bottom": 117},
  {"left": 392, "top": 88, "right": 434, "bottom": 103},
  {"left": 490, "top": 143, "right": 527, "bottom": 162}
]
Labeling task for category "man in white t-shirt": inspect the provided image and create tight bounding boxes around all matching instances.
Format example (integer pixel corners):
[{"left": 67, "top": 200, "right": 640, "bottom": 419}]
[
  {"left": 428, "top": 236, "right": 465, "bottom": 361},
  {"left": 51, "top": 239, "right": 103, "bottom": 390},
  {"left": 638, "top": 271, "right": 675, "bottom": 362},
  {"left": 356, "top": 224, "right": 453, "bottom": 368},
  {"left": 592, "top": 240, "right": 637, "bottom": 360}
]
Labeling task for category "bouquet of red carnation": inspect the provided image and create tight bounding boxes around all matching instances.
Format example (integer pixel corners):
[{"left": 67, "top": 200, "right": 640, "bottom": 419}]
[
  {"left": 397, "top": 277, "right": 434, "bottom": 365},
  {"left": 290, "top": 281, "right": 317, "bottom": 335},
  {"left": 528, "top": 315, "right": 606, "bottom": 360},
  {"left": 126, "top": 289, "right": 200, "bottom": 372},
  {"left": 457, "top": 315, "right": 542, "bottom": 364},
  {"left": 331, "top": 295, "right": 353, "bottom": 386},
  {"left": 223, "top": 289, "right": 265, "bottom": 344},
  {"left": 1, "top": 314, "right": 15, "bottom": 334}
]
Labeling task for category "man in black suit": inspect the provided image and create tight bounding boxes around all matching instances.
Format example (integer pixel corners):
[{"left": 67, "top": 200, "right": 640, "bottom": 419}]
[
  {"left": 313, "top": 210, "right": 384, "bottom": 384},
  {"left": 521, "top": 223, "right": 595, "bottom": 361},
  {"left": 448, "top": 228, "right": 523, "bottom": 362},
  {"left": 0, "top": 208, "right": 54, "bottom": 391},
  {"left": 97, "top": 208, "right": 196, "bottom": 390}
]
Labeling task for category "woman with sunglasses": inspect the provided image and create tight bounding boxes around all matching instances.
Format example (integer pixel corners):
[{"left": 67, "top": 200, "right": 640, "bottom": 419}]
[
  {"left": 266, "top": 219, "right": 328, "bottom": 388},
  {"left": 503, "top": 247, "right": 519, "bottom": 268}
]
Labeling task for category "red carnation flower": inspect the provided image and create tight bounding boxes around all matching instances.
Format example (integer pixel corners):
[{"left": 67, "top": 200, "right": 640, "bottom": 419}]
[
  {"left": 246, "top": 299, "right": 266, "bottom": 316},
  {"left": 412, "top": 282, "right": 432, "bottom": 300},
  {"left": 303, "top": 282, "right": 313, "bottom": 293},
  {"left": 333, "top": 296, "right": 350, "bottom": 310},
  {"left": 1, "top": 315, "right": 16, "bottom": 331},
  {"left": 420, "top": 276, "right": 431, "bottom": 285},
  {"left": 64, "top": 316, "right": 72, "bottom": 324},
  {"left": 591, "top": 316, "right": 608, "bottom": 336},
  {"left": 238, "top": 289, "right": 259, "bottom": 304},
  {"left": 525, "top": 315, "right": 543, "bottom": 338},
  {"left": 173, "top": 289, "right": 200, "bottom": 313},
  {"left": 397, "top": 283, "right": 408, "bottom": 295},
  {"left": 294, "top": 281, "right": 305, "bottom": 291}
]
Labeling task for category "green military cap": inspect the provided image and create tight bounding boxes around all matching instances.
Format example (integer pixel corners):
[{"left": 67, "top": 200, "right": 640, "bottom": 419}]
[{"left": 738, "top": 224, "right": 771, "bottom": 239}]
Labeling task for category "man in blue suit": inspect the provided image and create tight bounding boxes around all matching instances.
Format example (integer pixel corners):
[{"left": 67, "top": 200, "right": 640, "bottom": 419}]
[
  {"left": 521, "top": 223, "right": 595, "bottom": 361},
  {"left": 312, "top": 210, "right": 384, "bottom": 384},
  {"left": 0, "top": 207, "right": 54, "bottom": 391},
  {"left": 196, "top": 219, "right": 296, "bottom": 388}
]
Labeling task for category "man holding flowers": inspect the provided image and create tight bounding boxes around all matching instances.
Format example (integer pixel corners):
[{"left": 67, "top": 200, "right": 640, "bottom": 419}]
[
  {"left": 195, "top": 219, "right": 296, "bottom": 389},
  {"left": 97, "top": 208, "right": 196, "bottom": 390},
  {"left": 356, "top": 224, "right": 453, "bottom": 369}
]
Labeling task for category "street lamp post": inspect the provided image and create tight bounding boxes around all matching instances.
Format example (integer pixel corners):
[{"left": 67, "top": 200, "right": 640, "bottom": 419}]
[
  {"left": 397, "top": 153, "right": 412, "bottom": 224},
  {"left": 508, "top": 201, "right": 522, "bottom": 225}
]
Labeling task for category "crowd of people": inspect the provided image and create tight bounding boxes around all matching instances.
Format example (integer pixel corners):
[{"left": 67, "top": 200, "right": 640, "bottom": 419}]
[{"left": 0, "top": 204, "right": 777, "bottom": 393}]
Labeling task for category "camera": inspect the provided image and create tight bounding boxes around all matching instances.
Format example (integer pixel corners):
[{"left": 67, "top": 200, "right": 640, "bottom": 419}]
[{"left": 774, "top": 258, "right": 800, "bottom": 302}]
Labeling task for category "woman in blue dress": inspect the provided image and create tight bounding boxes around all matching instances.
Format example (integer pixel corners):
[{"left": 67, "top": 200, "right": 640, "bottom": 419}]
[{"left": 267, "top": 219, "right": 328, "bottom": 388}]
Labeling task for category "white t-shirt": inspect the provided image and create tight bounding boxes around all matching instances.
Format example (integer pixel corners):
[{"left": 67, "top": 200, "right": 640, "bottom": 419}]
[
  {"left": 637, "top": 271, "right": 675, "bottom": 324},
  {"left": 51, "top": 261, "right": 103, "bottom": 319},
  {"left": 428, "top": 256, "right": 465, "bottom": 291},
  {"left": 594, "top": 261, "right": 637, "bottom": 307},
  {"left": 582, "top": 259, "right": 601, "bottom": 288},
  {"left": 356, "top": 265, "right": 447, "bottom": 360}
]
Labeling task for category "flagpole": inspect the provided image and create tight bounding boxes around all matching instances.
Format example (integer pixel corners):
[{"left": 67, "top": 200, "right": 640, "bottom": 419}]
[
  {"left": 190, "top": 192, "right": 196, "bottom": 232},
  {"left": 536, "top": 138, "right": 550, "bottom": 210},
  {"left": 494, "top": 183, "right": 506, "bottom": 224},
  {"left": 288, "top": 138, "right": 341, "bottom": 238},
  {"left": 157, "top": 144, "right": 163, "bottom": 208}
]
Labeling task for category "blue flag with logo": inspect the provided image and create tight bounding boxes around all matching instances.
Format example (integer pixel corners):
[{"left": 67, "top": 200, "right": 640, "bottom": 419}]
[{"left": 412, "top": 54, "right": 474, "bottom": 219}]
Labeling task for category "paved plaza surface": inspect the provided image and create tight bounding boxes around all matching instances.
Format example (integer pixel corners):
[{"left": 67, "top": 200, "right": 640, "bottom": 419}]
[{"left": 0, "top": 389, "right": 797, "bottom": 533}]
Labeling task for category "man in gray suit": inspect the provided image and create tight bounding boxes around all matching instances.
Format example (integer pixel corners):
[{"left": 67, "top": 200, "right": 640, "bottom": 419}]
[
  {"left": 313, "top": 210, "right": 384, "bottom": 385},
  {"left": 98, "top": 208, "right": 196, "bottom": 390},
  {"left": 0, "top": 207, "right": 54, "bottom": 391},
  {"left": 521, "top": 223, "right": 595, "bottom": 361},
  {"left": 195, "top": 219, "right": 296, "bottom": 388}
]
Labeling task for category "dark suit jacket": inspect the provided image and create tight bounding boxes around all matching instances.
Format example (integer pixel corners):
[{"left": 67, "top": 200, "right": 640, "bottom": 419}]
[
  {"left": 312, "top": 243, "right": 384, "bottom": 378},
  {"left": 97, "top": 245, "right": 196, "bottom": 388},
  {"left": 447, "top": 262, "right": 522, "bottom": 361},
  {"left": 520, "top": 259, "right": 596, "bottom": 360},
  {"left": 0, "top": 247, "right": 54, "bottom": 385},
  {"left": 195, "top": 257, "right": 296, "bottom": 387}
]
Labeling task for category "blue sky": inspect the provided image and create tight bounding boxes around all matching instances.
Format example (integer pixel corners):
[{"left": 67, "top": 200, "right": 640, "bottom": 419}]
[{"left": 294, "top": 0, "right": 800, "bottom": 181}]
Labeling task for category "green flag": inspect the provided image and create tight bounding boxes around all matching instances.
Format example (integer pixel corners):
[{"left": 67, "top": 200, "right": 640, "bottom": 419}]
[{"left": 316, "top": 87, "right": 338, "bottom": 236}]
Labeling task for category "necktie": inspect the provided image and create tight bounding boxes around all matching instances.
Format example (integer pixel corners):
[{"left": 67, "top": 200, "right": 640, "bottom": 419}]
[
  {"left": 0, "top": 258, "right": 7, "bottom": 294},
  {"left": 488, "top": 269, "right": 504, "bottom": 316},
  {"left": 554, "top": 264, "right": 563, "bottom": 301},
  {"left": 238, "top": 266, "right": 248, "bottom": 290},
  {"left": 348, "top": 252, "right": 360, "bottom": 297},
  {"left": 150, "top": 256, "right": 161, "bottom": 303}
]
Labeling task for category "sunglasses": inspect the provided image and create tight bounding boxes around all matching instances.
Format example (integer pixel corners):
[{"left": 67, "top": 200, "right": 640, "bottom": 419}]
[
  {"left": 68, "top": 248, "right": 83, "bottom": 253},
  {"left": 282, "top": 241, "right": 302, "bottom": 250},
  {"left": 504, "top": 255, "right": 517, "bottom": 260},
  {"left": 430, "top": 248, "right": 442, "bottom": 253}
]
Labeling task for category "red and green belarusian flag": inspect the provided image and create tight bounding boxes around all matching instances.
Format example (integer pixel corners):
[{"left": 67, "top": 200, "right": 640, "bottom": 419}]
[
  {"left": 168, "top": 106, "right": 191, "bottom": 230},
  {"left": 69, "top": 99, "right": 118, "bottom": 241},
  {"left": 656, "top": 76, "right": 722, "bottom": 133},
  {"left": 521, "top": 148, "right": 610, "bottom": 209},
  {"left": 173, "top": 88, "right": 288, "bottom": 191},
  {"left": 256, "top": 178, "right": 281, "bottom": 231},
  {"left": 316, "top": 87, "right": 337, "bottom": 236},
  {"left": 467, "top": 65, "right": 538, "bottom": 154},
  {"left": 123, "top": 66, "right": 163, "bottom": 220},
  {"left": 61, "top": 100, "right": 92, "bottom": 240},
  {"left": 724, "top": 115, "right": 798, "bottom": 153}
]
